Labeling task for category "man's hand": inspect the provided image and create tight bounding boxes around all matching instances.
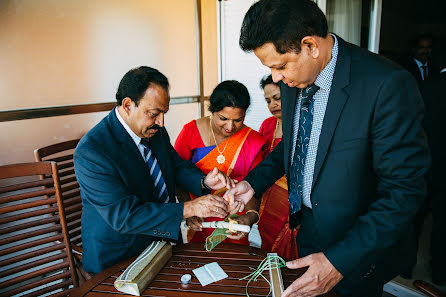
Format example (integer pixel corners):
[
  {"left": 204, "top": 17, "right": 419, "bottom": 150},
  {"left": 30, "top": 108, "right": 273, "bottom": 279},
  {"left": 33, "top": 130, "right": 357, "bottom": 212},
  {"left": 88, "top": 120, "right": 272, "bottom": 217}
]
[
  {"left": 282, "top": 253, "right": 343, "bottom": 297},
  {"left": 228, "top": 201, "right": 243, "bottom": 215},
  {"left": 186, "top": 216, "right": 203, "bottom": 231},
  {"left": 223, "top": 180, "right": 254, "bottom": 212},
  {"left": 204, "top": 167, "right": 236, "bottom": 190},
  {"left": 183, "top": 194, "right": 228, "bottom": 219}
]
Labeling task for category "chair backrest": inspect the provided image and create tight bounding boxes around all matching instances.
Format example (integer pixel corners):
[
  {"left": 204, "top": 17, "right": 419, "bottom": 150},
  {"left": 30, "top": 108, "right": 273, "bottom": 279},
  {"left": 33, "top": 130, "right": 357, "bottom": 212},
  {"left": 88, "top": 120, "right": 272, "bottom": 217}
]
[
  {"left": 34, "top": 139, "right": 82, "bottom": 253},
  {"left": 0, "top": 161, "right": 78, "bottom": 296}
]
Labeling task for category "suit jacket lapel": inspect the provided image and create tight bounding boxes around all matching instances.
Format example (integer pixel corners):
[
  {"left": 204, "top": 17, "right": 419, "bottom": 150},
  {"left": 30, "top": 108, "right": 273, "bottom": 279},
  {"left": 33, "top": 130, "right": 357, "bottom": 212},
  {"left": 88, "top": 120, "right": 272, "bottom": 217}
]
[
  {"left": 280, "top": 82, "right": 298, "bottom": 175},
  {"left": 107, "top": 109, "right": 154, "bottom": 190},
  {"left": 312, "top": 38, "right": 351, "bottom": 189}
]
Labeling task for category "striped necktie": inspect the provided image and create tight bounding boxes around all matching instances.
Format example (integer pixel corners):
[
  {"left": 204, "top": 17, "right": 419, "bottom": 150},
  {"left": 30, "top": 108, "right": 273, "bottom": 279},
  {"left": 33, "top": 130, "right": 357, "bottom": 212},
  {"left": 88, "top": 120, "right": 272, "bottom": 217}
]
[
  {"left": 141, "top": 140, "right": 170, "bottom": 203},
  {"left": 289, "top": 84, "right": 320, "bottom": 225}
]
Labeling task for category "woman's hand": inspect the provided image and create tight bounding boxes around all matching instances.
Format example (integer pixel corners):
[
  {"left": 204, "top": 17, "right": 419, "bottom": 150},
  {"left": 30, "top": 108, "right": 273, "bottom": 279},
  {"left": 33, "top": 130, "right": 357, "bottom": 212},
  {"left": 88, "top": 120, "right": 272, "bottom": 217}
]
[
  {"left": 186, "top": 216, "right": 203, "bottom": 231},
  {"left": 204, "top": 167, "right": 236, "bottom": 190},
  {"left": 225, "top": 211, "right": 259, "bottom": 240}
]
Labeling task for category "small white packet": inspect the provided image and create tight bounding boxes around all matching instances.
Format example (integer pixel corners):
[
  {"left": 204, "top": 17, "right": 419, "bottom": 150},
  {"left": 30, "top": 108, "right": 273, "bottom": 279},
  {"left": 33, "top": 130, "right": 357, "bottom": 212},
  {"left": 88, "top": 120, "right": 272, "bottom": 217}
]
[{"left": 192, "top": 262, "right": 228, "bottom": 286}]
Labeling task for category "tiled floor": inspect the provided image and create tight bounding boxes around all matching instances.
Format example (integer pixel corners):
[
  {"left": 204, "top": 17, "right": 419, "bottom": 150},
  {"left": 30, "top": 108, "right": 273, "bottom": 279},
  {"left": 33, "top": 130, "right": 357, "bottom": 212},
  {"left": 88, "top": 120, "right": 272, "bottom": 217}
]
[{"left": 390, "top": 212, "right": 446, "bottom": 295}]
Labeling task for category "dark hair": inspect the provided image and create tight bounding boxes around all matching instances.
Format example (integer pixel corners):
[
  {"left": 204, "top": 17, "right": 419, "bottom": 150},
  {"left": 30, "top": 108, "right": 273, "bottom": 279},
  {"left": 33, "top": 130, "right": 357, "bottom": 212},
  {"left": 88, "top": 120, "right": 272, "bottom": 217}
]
[
  {"left": 412, "top": 33, "right": 433, "bottom": 49},
  {"left": 259, "top": 74, "right": 279, "bottom": 89},
  {"left": 239, "top": 0, "right": 328, "bottom": 54},
  {"left": 209, "top": 80, "right": 250, "bottom": 113},
  {"left": 116, "top": 66, "right": 169, "bottom": 106}
]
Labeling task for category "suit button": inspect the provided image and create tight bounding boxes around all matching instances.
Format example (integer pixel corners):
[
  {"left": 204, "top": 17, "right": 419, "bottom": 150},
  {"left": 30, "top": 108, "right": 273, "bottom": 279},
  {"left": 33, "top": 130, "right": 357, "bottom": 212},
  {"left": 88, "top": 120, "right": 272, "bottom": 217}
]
[
  {"left": 313, "top": 202, "right": 318, "bottom": 207},
  {"left": 166, "top": 232, "right": 170, "bottom": 236}
]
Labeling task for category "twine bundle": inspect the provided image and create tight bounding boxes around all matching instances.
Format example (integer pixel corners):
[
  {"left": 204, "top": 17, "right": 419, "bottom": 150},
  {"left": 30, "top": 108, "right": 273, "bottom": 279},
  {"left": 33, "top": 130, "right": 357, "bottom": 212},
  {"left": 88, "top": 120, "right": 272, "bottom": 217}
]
[{"left": 239, "top": 254, "right": 286, "bottom": 297}]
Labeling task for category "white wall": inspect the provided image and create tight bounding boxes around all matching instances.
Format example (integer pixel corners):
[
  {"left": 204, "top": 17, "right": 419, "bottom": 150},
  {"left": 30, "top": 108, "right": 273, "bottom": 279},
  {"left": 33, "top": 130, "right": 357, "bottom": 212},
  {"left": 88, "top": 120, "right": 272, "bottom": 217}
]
[
  {"left": 0, "top": 0, "right": 202, "bottom": 165},
  {"left": 219, "top": 0, "right": 271, "bottom": 131}
]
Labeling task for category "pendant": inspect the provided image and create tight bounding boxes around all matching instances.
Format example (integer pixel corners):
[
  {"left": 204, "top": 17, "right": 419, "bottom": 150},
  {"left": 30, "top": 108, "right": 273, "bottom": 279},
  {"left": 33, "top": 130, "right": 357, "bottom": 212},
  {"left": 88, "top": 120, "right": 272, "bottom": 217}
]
[{"left": 216, "top": 154, "right": 225, "bottom": 164}]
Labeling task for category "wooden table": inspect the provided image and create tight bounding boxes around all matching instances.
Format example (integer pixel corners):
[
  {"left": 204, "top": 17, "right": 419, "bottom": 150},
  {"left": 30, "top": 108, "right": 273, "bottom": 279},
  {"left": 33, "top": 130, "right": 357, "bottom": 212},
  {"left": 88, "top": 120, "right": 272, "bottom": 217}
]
[{"left": 71, "top": 243, "right": 338, "bottom": 297}]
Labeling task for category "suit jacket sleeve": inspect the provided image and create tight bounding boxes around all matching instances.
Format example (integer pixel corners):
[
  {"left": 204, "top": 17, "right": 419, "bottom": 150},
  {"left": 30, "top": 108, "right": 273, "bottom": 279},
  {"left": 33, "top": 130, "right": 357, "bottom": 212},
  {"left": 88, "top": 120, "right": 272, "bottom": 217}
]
[
  {"left": 74, "top": 145, "right": 184, "bottom": 240},
  {"left": 245, "top": 140, "right": 286, "bottom": 198},
  {"left": 324, "top": 70, "right": 430, "bottom": 277},
  {"left": 74, "top": 131, "right": 205, "bottom": 240}
]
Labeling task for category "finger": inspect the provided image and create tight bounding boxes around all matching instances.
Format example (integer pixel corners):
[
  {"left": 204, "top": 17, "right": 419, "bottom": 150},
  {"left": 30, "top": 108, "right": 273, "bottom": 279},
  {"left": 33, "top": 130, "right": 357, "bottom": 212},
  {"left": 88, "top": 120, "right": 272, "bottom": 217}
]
[
  {"left": 286, "top": 256, "right": 312, "bottom": 269},
  {"left": 228, "top": 177, "right": 236, "bottom": 188},
  {"left": 226, "top": 231, "right": 246, "bottom": 240},
  {"left": 282, "top": 276, "right": 310, "bottom": 297},
  {"left": 211, "top": 167, "right": 218, "bottom": 177},
  {"left": 211, "top": 204, "right": 228, "bottom": 217},
  {"left": 235, "top": 201, "right": 242, "bottom": 211},
  {"left": 187, "top": 218, "right": 202, "bottom": 231},
  {"left": 216, "top": 172, "right": 229, "bottom": 188},
  {"left": 238, "top": 203, "right": 245, "bottom": 212},
  {"left": 225, "top": 176, "right": 232, "bottom": 189},
  {"left": 213, "top": 209, "right": 227, "bottom": 218},
  {"left": 224, "top": 192, "right": 234, "bottom": 205},
  {"left": 211, "top": 195, "right": 229, "bottom": 208},
  {"left": 190, "top": 222, "right": 202, "bottom": 231}
]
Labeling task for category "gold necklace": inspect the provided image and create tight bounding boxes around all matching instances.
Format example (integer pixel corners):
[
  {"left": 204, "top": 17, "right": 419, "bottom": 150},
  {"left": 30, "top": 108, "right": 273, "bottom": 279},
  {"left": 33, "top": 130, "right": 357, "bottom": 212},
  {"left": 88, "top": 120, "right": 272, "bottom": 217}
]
[
  {"left": 270, "top": 118, "right": 281, "bottom": 152},
  {"left": 209, "top": 116, "right": 228, "bottom": 164}
]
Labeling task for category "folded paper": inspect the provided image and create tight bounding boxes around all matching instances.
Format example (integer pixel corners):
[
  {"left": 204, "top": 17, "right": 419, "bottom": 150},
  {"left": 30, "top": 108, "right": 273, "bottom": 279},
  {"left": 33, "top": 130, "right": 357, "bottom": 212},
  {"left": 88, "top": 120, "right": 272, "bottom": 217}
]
[
  {"left": 192, "top": 262, "right": 228, "bottom": 286},
  {"left": 114, "top": 241, "right": 172, "bottom": 296}
]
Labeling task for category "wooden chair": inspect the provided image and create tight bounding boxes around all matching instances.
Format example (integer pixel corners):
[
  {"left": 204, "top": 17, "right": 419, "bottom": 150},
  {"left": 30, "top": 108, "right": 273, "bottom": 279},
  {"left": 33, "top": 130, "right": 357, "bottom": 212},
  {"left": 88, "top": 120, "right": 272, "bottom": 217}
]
[
  {"left": 33, "top": 139, "right": 91, "bottom": 282},
  {"left": 0, "top": 161, "right": 78, "bottom": 296},
  {"left": 413, "top": 280, "right": 446, "bottom": 297}
]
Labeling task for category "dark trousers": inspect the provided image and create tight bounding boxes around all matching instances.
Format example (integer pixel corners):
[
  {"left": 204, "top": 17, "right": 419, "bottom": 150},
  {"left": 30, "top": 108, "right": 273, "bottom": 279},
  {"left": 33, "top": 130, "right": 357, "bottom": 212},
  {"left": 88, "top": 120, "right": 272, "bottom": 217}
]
[
  {"left": 430, "top": 182, "right": 446, "bottom": 284},
  {"left": 296, "top": 206, "right": 384, "bottom": 297}
]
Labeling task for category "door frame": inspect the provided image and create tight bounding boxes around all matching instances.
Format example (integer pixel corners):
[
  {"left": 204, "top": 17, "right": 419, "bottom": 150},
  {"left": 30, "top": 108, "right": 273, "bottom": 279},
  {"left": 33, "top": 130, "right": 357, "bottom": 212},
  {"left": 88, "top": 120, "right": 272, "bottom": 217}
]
[{"left": 316, "top": 0, "right": 382, "bottom": 53}]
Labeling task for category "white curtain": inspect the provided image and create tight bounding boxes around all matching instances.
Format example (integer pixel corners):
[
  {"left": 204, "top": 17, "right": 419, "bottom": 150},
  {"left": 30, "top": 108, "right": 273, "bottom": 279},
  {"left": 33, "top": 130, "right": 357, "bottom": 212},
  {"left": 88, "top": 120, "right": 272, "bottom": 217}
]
[{"left": 326, "top": 0, "right": 362, "bottom": 46}]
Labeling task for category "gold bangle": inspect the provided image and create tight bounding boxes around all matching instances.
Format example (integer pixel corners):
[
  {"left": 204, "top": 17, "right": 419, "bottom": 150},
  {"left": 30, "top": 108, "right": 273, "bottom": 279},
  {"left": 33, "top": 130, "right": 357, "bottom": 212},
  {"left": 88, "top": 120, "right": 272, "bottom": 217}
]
[{"left": 246, "top": 209, "right": 260, "bottom": 225}]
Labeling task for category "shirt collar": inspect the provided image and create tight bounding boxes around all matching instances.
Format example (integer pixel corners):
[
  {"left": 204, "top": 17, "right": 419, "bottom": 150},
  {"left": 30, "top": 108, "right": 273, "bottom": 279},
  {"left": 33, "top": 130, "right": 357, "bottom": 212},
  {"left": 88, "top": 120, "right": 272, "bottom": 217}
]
[
  {"left": 414, "top": 58, "right": 427, "bottom": 67},
  {"left": 115, "top": 107, "right": 142, "bottom": 147},
  {"left": 313, "top": 34, "right": 338, "bottom": 91}
]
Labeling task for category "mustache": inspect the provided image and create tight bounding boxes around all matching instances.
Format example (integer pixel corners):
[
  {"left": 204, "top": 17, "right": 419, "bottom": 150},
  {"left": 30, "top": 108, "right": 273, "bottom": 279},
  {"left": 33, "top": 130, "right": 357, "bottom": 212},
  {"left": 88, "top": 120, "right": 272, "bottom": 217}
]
[{"left": 149, "top": 124, "right": 161, "bottom": 130}]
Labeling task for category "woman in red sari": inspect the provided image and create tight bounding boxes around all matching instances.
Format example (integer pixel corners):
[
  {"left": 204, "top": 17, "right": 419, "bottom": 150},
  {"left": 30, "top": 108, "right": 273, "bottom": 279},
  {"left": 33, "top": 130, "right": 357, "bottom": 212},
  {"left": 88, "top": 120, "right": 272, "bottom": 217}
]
[
  {"left": 175, "top": 80, "right": 265, "bottom": 245},
  {"left": 257, "top": 75, "right": 298, "bottom": 260}
]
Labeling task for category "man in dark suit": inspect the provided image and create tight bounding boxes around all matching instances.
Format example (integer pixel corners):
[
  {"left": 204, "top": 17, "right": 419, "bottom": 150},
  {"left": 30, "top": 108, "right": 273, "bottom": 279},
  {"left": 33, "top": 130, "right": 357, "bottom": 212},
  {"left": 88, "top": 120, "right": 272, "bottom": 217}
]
[
  {"left": 402, "top": 34, "right": 437, "bottom": 83},
  {"left": 226, "top": 0, "right": 430, "bottom": 296},
  {"left": 74, "top": 66, "right": 232, "bottom": 274},
  {"left": 420, "top": 64, "right": 446, "bottom": 286}
]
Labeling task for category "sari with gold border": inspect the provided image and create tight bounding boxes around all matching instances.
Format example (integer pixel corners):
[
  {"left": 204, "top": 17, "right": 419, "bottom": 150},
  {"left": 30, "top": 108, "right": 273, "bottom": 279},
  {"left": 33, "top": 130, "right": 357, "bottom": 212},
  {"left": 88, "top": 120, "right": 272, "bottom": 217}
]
[
  {"left": 258, "top": 116, "right": 298, "bottom": 260},
  {"left": 175, "top": 120, "right": 265, "bottom": 245}
]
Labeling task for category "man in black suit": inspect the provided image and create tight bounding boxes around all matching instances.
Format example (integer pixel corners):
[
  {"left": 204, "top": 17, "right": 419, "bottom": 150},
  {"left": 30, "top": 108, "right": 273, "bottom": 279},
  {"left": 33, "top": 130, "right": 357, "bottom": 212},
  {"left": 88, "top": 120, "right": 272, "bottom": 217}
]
[
  {"left": 420, "top": 64, "right": 446, "bottom": 286},
  {"left": 74, "top": 66, "right": 233, "bottom": 273},
  {"left": 226, "top": 0, "right": 430, "bottom": 296},
  {"left": 403, "top": 34, "right": 437, "bottom": 83}
]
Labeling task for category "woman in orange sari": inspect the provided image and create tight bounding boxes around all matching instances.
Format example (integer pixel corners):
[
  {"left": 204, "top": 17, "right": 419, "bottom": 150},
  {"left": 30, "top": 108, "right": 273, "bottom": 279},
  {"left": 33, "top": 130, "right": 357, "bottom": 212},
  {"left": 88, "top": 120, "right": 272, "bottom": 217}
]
[
  {"left": 175, "top": 80, "right": 265, "bottom": 245},
  {"left": 257, "top": 75, "right": 298, "bottom": 260}
]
